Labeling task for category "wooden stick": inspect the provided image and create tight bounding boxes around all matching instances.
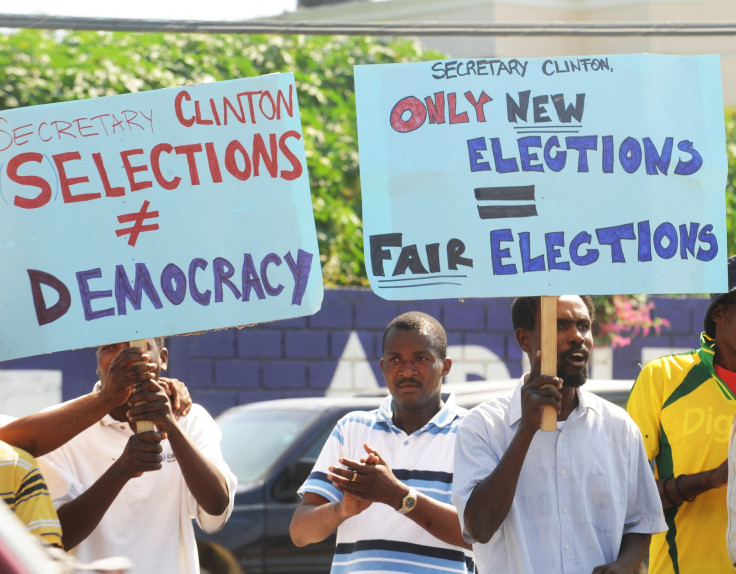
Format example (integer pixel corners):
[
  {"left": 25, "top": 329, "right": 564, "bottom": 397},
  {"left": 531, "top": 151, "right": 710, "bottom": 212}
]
[
  {"left": 129, "top": 339, "right": 155, "bottom": 433},
  {"left": 540, "top": 296, "right": 558, "bottom": 432}
]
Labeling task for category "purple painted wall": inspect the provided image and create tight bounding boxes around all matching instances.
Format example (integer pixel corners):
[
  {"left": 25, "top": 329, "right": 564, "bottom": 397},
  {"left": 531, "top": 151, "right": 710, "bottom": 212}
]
[{"left": 0, "top": 289, "right": 710, "bottom": 417}]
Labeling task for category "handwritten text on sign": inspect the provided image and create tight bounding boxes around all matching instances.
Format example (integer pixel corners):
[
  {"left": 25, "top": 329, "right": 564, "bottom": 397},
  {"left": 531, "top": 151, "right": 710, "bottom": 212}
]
[
  {"left": 0, "top": 73, "right": 323, "bottom": 361},
  {"left": 355, "top": 54, "right": 728, "bottom": 299}
]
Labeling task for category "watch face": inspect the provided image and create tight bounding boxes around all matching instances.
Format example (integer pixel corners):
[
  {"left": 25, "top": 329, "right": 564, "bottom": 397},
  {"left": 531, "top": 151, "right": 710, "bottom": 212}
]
[{"left": 405, "top": 497, "right": 416, "bottom": 510}]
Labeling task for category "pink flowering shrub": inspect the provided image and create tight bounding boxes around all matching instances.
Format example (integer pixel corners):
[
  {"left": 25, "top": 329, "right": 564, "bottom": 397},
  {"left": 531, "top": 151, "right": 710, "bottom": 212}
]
[{"left": 592, "top": 295, "right": 671, "bottom": 349}]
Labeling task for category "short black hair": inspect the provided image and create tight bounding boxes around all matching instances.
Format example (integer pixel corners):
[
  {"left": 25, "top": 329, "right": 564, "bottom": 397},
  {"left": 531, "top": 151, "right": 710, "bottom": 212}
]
[
  {"left": 382, "top": 311, "right": 447, "bottom": 359},
  {"left": 511, "top": 296, "right": 595, "bottom": 331}
]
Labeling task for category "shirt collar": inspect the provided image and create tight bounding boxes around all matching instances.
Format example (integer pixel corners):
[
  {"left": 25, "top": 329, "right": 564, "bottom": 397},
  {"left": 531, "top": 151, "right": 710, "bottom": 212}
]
[
  {"left": 377, "top": 391, "right": 463, "bottom": 433},
  {"left": 509, "top": 376, "right": 606, "bottom": 426}
]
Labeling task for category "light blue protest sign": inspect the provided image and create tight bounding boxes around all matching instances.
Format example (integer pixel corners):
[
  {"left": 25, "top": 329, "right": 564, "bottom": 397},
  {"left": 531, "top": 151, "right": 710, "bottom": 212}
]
[
  {"left": 0, "top": 73, "right": 323, "bottom": 361},
  {"left": 355, "top": 54, "right": 728, "bottom": 300}
]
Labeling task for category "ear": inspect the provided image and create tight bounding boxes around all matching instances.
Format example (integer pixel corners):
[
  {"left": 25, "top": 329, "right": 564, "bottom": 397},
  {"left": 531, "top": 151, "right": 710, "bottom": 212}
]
[
  {"left": 159, "top": 347, "right": 169, "bottom": 371},
  {"left": 515, "top": 327, "right": 532, "bottom": 354},
  {"left": 441, "top": 357, "right": 452, "bottom": 377}
]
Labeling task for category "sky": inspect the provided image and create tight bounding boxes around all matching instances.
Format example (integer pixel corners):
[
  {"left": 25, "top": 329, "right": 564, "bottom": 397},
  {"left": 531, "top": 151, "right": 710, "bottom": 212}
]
[{"left": 3, "top": 0, "right": 298, "bottom": 20}]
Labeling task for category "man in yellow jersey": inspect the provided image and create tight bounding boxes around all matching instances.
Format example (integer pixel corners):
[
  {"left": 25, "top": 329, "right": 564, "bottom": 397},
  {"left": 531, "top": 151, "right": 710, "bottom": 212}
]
[
  {"left": 0, "top": 440, "right": 62, "bottom": 548},
  {"left": 627, "top": 255, "right": 736, "bottom": 574}
]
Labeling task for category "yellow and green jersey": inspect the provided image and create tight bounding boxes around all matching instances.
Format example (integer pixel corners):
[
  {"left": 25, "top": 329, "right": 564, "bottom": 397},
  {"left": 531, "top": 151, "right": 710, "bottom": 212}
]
[
  {"left": 0, "top": 441, "right": 62, "bottom": 548},
  {"left": 627, "top": 334, "right": 736, "bottom": 574}
]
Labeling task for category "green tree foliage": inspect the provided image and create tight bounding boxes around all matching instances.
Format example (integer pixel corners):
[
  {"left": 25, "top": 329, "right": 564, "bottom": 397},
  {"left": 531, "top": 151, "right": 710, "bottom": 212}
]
[
  {"left": 726, "top": 107, "right": 736, "bottom": 255},
  {"left": 0, "top": 29, "right": 443, "bottom": 285}
]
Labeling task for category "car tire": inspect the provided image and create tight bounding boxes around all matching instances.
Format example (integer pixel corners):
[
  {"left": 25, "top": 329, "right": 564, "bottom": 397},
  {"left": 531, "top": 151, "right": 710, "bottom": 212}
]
[{"left": 198, "top": 542, "right": 244, "bottom": 574}]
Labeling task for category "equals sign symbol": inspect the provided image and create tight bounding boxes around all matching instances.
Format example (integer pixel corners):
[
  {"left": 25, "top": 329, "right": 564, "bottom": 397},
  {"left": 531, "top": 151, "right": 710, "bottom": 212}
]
[{"left": 475, "top": 185, "right": 538, "bottom": 220}]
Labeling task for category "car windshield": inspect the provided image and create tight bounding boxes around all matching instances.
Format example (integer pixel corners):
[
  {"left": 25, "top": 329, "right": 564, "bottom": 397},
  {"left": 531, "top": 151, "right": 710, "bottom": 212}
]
[{"left": 218, "top": 407, "right": 320, "bottom": 483}]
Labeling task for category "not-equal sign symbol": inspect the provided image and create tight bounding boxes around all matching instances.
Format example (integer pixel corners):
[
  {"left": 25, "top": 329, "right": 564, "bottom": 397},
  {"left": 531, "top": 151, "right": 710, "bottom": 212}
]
[{"left": 475, "top": 185, "right": 538, "bottom": 220}]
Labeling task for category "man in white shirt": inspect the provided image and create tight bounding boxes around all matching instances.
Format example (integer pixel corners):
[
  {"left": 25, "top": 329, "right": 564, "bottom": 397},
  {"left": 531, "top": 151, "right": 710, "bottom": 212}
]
[
  {"left": 39, "top": 337, "right": 236, "bottom": 574},
  {"left": 452, "top": 295, "right": 666, "bottom": 574}
]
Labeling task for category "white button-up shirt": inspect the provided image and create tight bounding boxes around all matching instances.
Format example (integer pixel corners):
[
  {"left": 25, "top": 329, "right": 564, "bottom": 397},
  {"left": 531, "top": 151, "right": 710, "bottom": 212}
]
[{"left": 452, "top": 379, "right": 666, "bottom": 574}]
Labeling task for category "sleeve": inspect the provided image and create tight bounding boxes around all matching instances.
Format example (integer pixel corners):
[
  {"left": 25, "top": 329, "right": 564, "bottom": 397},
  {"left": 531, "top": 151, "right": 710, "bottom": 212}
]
[
  {"left": 727, "top": 414, "right": 736, "bottom": 567},
  {"left": 626, "top": 360, "right": 665, "bottom": 463},
  {"left": 11, "top": 448, "right": 63, "bottom": 548},
  {"left": 183, "top": 405, "right": 237, "bottom": 534},
  {"left": 297, "top": 418, "right": 347, "bottom": 504},
  {"left": 37, "top": 444, "right": 86, "bottom": 509},
  {"left": 622, "top": 419, "right": 667, "bottom": 535},
  {"left": 451, "top": 406, "right": 503, "bottom": 542}
]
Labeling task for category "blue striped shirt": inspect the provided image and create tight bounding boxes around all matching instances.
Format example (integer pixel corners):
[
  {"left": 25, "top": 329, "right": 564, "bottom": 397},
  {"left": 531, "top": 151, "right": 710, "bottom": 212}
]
[{"left": 299, "top": 393, "right": 474, "bottom": 574}]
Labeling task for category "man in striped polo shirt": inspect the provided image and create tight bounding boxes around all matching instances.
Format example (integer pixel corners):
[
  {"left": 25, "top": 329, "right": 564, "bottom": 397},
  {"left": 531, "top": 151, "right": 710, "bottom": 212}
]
[
  {"left": 628, "top": 255, "right": 736, "bottom": 574},
  {"left": 290, "top": 311, "right": 473, "bottom": 574}
]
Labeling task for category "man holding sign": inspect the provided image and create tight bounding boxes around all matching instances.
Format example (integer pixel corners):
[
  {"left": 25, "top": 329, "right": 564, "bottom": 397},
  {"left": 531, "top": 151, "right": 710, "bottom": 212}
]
[
  {"left": 452, "top": 295, "right": 665, "bottom": 573},
  {"left": 37, "top": 338, "right": 236, "bottom": 573}
]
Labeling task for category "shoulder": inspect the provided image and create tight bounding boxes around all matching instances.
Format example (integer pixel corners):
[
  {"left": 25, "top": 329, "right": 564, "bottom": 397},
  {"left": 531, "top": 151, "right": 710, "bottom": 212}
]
[
  {"left": 583, "top": 391, "right": 642, "bottom": 435},
  {"left": 0, "top": 441, "right": 30, "bottom": 464},
  {"left": 178, "top": 403, "right": 219, "bottom": 430},
  {"left": 461, "top": 394, "right": 512, "bottom": 430},
  {"left": 638, "top": 348, "right": 700, "bottom": 379}
]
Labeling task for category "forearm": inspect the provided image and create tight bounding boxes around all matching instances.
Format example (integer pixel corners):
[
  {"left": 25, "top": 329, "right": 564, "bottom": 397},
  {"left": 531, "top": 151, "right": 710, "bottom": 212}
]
[
  {"left": 0, "top": 392, "right": 118, "bottom": 457},
  {"left": 290, "top": 502, "right": 347, "bottom": 546},
  {"left": 165, "top": 422, "right": 229, "bottom": 516},
  {"left": 658, "top": 463, "right": 726, "bottom": 509},
  {"left": 57, "top": 461, "right": 130, "bottom": 550},
  {"left": 404, "top": 494, "right": 471, "bottom": 549},
  {"left": 464, "top": 428, "right": 534, "bottom": 543},
  {"left": 614, "top": 532, "right": 651, "bottom": 571}
]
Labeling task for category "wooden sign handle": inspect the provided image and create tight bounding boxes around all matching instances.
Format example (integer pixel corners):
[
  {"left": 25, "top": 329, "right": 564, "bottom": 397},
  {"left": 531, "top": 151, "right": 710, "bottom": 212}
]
[
  {"left": 129, "top": 339, "right": 155, "bottom": 433},
  {"left": 540, "top": 296, "right": 558, "bottom": 432}
]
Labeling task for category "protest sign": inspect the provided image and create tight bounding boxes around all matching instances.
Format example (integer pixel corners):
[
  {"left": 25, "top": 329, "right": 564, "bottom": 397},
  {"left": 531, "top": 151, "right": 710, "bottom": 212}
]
[
  {"left": 355, "top": 54, "right": 728, "bottom": 300},
  {"left": 0, "top": 73, "right": 323, "bottom": 362}
]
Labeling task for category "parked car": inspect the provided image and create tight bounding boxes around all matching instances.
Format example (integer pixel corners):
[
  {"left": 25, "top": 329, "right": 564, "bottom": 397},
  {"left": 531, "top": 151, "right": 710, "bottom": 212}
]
[{"left": 195, "top": 379, "right": 634, "bottom": 574}]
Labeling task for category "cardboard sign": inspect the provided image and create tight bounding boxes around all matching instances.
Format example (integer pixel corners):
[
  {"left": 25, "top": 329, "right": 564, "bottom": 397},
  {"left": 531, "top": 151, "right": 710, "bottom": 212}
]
[
  {"left": 0, "top": 73, "right": 323, "bottom": 361},
  {"left": 355, "top": 54, "right": 728, "bottom": 300}
]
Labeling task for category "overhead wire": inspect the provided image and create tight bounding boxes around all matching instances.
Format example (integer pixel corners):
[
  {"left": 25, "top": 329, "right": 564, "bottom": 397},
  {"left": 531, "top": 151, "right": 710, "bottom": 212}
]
[{"left": 1, "top": 14, "right": 736, "bottom": 36}]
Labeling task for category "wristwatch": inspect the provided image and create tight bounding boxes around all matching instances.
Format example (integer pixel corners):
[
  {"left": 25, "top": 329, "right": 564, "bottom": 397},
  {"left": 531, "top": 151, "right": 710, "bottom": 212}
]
[{"left": 398, "top": 487, "right": 418, "bottom": 514}]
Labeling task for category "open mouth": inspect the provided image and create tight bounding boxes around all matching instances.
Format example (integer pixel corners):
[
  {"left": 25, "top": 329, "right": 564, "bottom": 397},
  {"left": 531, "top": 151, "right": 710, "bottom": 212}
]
[{"left": 563, "top": 349, "right": 589, "bottom": 368}]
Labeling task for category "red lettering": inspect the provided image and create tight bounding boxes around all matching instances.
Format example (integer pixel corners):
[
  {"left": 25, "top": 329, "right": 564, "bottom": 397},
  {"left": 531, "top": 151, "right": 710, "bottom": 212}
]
[
  {"left": 279, "top": 131, "right": 303, "bottom": 181},
  {"left": 224, "top": 96, "right": 246, "bottom": 124},
  {"left": 390, "top": 96, "right": 426, "bottom": 133},
  {"left": 225, "top": 140, "right": 251, "bottom": 181},
  {"left": 174, "top": 91, "right": 195, "bottom": 127},
  {"left": 38, "top": 122, "right": 52, "bottom": 142},
  {"left": 13, "top": 124, "right": 34, "bottom": 146},
  {"left": 75, "top": 117, "right": 99, "bottom": 137},
  {"left": 7, "top": 153, "right": 52, "bottom": 209},
  {"left": 53, "top": 151, "right": 98, "bottom": 203},
  {"left": 0, "top": 117, "right": 11, "bottom": 152},
  {"left": 194, "top": 101, "right": 213, "bottom": 126},
  {"left": 174, "top": 143, "right": 203, "bottom": 185},
  {"left": 253, "top": 133, "right": 278, "bottom": 177},
  {"left": 448, "top": 92, "right": 469, "bottom": 124},
  {"left": 51, "top": 120, "right": 76, "bottom": 140},
  {"left": 120, "top": 149, "right": 152, "bottom": 192},
  {"left": 425, "top": 92, "right": 446, "bottom": 125},
  {"left": 209, "top": 99, "right": 221, "bottom": 126},
  {"left": 276, "top": 85, "right": 294, "bottom": 119},
  {"left": 92, "top": 152, "right": 125, "bottom": 197},
  {"left": 122, "top": 110, "right": 143, "bottom": 131},
  {"left": 111, "top": 114, "right": 124, "bottom": 134},
  {"left": 204, "top": 142, "right": 223, "bottom": 184},
  {"left": 151, "top": 143, "right": 181, "bottom": 190},
  {"left": 465, "top": 90, "right": 493, "bottom": 122}
]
